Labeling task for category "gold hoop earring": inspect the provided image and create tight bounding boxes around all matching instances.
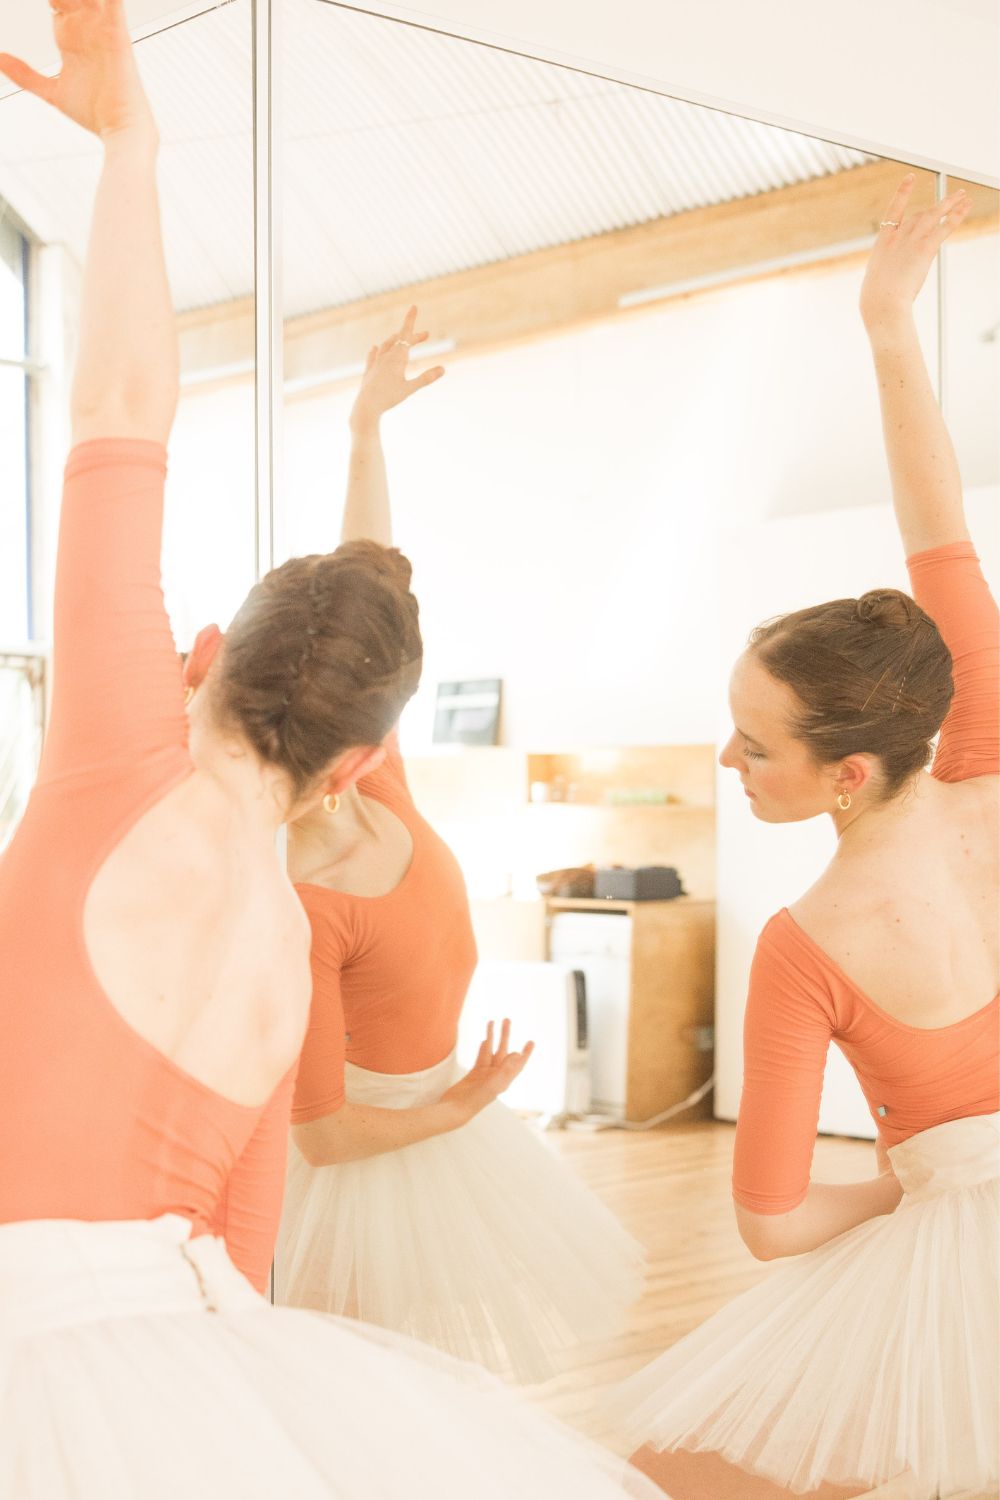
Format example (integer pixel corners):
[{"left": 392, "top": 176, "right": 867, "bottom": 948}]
[
  {"left": 836, "top": 790, "right": 852, "bottom": 811},
  {"left": 323, "top": 793, "right": 340, "bottom": 816},
  {"left": 183, "top": 685, "right": 194, "bottom": 707}
]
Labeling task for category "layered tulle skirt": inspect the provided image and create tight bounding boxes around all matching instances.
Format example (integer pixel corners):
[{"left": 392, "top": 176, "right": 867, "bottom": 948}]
[
  {"left": 275, "top": 1051, "right": 645, "bottom": 1382},
  {"left": 616, "top": 1112, "right": 1000, "bottom": 1498},
  {"left": 0, "top": 1213, "right": 662, "bottom": 1500}
]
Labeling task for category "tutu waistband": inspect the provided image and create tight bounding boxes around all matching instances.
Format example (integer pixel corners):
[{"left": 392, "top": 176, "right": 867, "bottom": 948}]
[
  {"left": 344, "top": 1049, "right": 459, "bottom": 1108},
  {"left": 0, "top": 1215, "right": 261, "bottom": 1338},
  {"left": 889, "top": 1111, "right": 1000, "bottom": 1201}
]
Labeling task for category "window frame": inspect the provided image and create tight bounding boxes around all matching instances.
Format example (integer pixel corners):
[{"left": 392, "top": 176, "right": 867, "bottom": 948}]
[{"left": 0, "top": 206, "right": 36, "bottom": 646}]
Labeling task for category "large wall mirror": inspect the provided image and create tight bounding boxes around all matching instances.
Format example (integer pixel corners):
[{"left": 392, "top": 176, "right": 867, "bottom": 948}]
[{"left": 1, "top": 0, "right": 997, "bottom": 1429}]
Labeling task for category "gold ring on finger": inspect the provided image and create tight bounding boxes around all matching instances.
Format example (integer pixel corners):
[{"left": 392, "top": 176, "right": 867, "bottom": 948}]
[{"left": 879, "top": 219, "right": 900, "bottom": 229}]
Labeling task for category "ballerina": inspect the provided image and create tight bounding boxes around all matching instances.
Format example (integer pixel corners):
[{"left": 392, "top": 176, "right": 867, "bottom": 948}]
[
  {"left": 617, "top": 177, "right": 998, "bottom": 1500},
  {"left": 0, "top": 8, "right": 663, "bottom": 1495},
  {"left": 275, "top": 313, "right": 645, "bottom": 1382}
]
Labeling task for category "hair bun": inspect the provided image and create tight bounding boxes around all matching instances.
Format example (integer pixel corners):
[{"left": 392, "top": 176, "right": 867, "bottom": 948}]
[
  {"left": 855, "top": 589, "right": 920, "bottom": 630},
  {"left": 329, "top": 539, "right": 414, "bottom": 593}
]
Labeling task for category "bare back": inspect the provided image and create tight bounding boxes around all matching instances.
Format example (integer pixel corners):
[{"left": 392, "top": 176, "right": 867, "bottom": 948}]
[
  {"left": 794, "top": 541, "right": 999, "bottom": 1029},
  {"left": 792, "top": 771, "right": 998, "bottom": 1029},
  {"left": 86, "top": 769, "right": 312, "bottom": 1106}
]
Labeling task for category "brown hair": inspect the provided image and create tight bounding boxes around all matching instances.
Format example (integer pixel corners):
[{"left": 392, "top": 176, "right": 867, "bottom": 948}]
[
  {"left": 749, "top": 589, "right": 953, "bottom": 796},
  {"left": 217, "top": 540, "right": 422, "bottom": 800}
]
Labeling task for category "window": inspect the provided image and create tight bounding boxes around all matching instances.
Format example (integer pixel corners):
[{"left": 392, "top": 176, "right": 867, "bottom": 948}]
[
  {"left": 0, "top": 205, "right": 37, "bottom": 850},
  {"left": 0, "top": 211, "right": 30, "bottom": 643}
]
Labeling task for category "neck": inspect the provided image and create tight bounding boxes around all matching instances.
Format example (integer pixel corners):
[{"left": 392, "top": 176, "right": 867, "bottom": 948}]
[
  {"left": 830, "top": 774, "right": 923, "bottom": 846},
  {"left": 187, "top": 697, "right": 290, "bottom": 840},
  {"left": 288, "top": 783, "right": 374, "bottom": 876}
]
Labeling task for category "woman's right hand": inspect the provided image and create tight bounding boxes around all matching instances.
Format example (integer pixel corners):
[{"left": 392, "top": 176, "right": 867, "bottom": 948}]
[
  {"left": 440, "top": 1020, "right": 535, "bottom": 1125},
  {"left": 0, "top": 0, "right": 154, "bottom": 144}
]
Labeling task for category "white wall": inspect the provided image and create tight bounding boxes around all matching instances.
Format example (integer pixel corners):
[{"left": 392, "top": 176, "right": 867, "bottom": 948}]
[
  {"left": 278, "top": 243, "right": 963, "bottom": 751},
  {"left": 351, "top": 0, "right": 1000, "bottom": 186},
  {"left": 168, "top": 235, "right": 996, "bottom": 760},
  {"left": 163, "top": 382, "right": 257, "bottom": 647}
]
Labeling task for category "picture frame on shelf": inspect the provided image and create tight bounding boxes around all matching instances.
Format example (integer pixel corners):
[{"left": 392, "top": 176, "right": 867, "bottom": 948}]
[{"left": 433, "top": 678, "right": 502, "bottom": 746}]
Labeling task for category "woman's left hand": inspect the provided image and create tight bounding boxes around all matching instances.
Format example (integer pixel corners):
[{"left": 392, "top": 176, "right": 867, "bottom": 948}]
[
  {"left": 349, "top": 306, "right": 446, "bottom": 433},
  {"left": 439, "top": 1020, "right": 535, "bottom": 1125},
  {"left": 0, "top": 0, "right": 155, "bottom": 143},
  {"left": 860, "top": 175, "right": 971, "bottom": 334}
]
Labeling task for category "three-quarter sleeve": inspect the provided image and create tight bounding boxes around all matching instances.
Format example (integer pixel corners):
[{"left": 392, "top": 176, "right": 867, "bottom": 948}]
[
  {"left": 38, "top": 439, "right": 189, "bottom": 786},
  {"left": 732, "top": 915, "right": 839, "bottom": 1215},
  {"left": 907, "top": 541, "right": 999, "bottom": 783},
  {"left": 290, "top": 893, "right": 349, "bottom": 1125},
  {"left": 210, "top": 1067, "right": 297, "bottom": 1295}
]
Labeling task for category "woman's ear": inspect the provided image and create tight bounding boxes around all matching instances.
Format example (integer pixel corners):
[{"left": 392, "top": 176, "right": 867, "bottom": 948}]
[
  {"left": 837, "top": 754, "right": 876, "bottom": 797},
  {"left": 184, "top": 624, "right": 224, "bottom": 689},
  {"left": 326, "top": 745, "right": 387, "bottom": 796}
]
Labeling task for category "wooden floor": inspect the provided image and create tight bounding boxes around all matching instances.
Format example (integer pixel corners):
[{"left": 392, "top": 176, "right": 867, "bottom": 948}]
[{"left": 526, "top": 1119, "right": 874, "bottom": 1452}]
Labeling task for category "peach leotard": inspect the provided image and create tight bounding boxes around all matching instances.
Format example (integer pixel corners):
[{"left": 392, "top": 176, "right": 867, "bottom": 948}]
[
  {"left": 734, "top": 542, "right": 1000, "bottom": 1214},
  {"left": 291, "top": 736, "right": 478, "bottom": 1124},
  {"left": 0, "top": 441, "right": 292, "bottom": 1292}
]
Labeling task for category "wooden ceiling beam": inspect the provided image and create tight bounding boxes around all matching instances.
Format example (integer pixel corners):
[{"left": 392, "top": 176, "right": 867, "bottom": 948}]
[{"left": 177, "top": 160, "right": 999, "bottom": 399}]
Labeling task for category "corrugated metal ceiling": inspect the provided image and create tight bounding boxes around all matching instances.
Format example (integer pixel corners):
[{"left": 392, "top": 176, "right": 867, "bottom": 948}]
[{"left": 0, "top": 0, "right": 870, "bottom": 316}]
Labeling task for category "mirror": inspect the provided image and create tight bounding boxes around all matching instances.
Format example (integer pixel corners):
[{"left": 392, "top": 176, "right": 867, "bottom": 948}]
[
  {"left": 261, "top": 0, "right": 1000, "bottom": 1441},
  {"left": 2, "top": 0, "right": 996, "bottom": 1471}
]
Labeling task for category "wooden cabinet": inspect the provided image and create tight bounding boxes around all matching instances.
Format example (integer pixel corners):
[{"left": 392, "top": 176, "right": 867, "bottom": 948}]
[
  {"left": 545, "top": 896, "right": 716, "bottom": 1124},
  {"left": 407, "top": 742, "right": 717, "bottom": 1125}
]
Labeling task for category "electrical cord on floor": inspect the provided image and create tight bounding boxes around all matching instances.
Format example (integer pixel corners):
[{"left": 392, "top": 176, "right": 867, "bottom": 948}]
[{"left": 612, "top": 1074, "right": 716, "bottom": 1131}]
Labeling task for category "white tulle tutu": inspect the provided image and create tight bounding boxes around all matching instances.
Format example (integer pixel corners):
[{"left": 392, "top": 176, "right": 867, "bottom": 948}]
[
  {"left": 275, "top": 1051, "right": 645, "bottom": 1382},
  {"left": 616, "top": 1112, "right": 1000, "bottom": 1499},
  {"left": 0, "top": 1213, "right": 664, "bottom": 1500}
]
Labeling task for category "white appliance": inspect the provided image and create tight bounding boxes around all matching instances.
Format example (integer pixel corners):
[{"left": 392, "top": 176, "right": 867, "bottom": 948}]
[
  {"left": 548, "top": 912, "right": 632, "bottom": 1118},
  {"left": 459, "top": 959, "right": 591, "bottom": 1119}
]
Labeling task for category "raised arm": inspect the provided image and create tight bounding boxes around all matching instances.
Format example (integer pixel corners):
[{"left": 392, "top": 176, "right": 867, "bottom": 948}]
[
  {"left": 341, "top": 306, "right": 445, "bottom": 545},
  {"left": 3, "top": 5, "right": 186, "bottom": 783},
  {"left": 1, "top": 0, "right": 179, "bottom": 446},
  {"left": 859, "top": 176, "right": 971, "bottom": 556}
]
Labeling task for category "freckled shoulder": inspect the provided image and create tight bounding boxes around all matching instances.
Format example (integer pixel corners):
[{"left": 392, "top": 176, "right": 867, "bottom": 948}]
[{"left": 788, "top": 859, "right": 867, "bottom": 937}]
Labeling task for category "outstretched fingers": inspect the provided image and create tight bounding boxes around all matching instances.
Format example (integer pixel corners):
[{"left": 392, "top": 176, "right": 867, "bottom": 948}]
[
  {"left": 407, "top": 365, "right": 446, "bottom": 394},
  {"left": 502, "top": 1039, "right": 535, "bottom": 1086},
  {"left": 474, "top": 1019, "right": 495, "bottom": 1069},
  {"left": 0, "top": 52, "right": 57, "bottom": 103},
  {"left": 399, "top": 305, "right": 418, "bottom": 341},
  {"left": 918, "top": 188, "right": 971, "bottom": 244},
  {"left": 877, "top": 173, "right": 916, "bottom": 235},
  {"left": 878, "top": 175, "right": 971, "bottom": 245}
]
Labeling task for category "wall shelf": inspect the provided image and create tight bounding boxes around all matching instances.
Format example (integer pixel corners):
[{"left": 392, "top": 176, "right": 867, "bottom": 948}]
[{"left": 405, "top": 742, "right": 717, "bottom": 901}]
